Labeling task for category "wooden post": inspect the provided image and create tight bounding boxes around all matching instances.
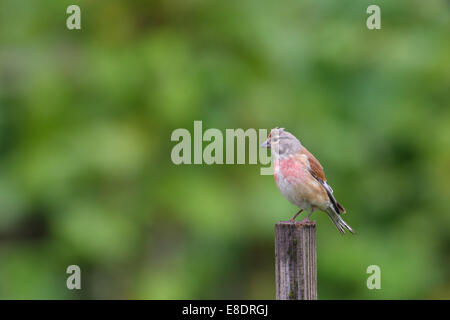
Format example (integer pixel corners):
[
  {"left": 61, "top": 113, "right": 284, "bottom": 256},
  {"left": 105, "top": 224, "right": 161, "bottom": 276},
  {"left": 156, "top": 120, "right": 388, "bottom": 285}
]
[{"left": 275, "top": 221, "right": 317, "bottom": 300}]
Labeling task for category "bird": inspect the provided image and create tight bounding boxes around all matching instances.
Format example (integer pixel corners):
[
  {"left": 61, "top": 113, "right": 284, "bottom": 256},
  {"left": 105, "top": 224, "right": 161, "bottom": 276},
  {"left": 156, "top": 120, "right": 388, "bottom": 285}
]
[{"left": 261, "top": 127, "right": 355, "bottom": 234}]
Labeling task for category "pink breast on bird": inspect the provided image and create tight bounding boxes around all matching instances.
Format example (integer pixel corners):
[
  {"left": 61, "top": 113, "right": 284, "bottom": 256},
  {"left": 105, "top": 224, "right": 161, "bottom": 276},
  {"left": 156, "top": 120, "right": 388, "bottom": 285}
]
[
  {"left": 278, "top": 156, "right": 304, "bottom": 183},
  {"left": 275, "top": 155, "right": 329, "bottom": 210}
]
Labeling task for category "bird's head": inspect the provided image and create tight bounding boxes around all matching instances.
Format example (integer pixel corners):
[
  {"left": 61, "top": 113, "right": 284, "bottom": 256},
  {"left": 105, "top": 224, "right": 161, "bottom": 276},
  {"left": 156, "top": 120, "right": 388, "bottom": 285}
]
[{"left": 261, "top": 127, "right": 302, "bottom": 157}]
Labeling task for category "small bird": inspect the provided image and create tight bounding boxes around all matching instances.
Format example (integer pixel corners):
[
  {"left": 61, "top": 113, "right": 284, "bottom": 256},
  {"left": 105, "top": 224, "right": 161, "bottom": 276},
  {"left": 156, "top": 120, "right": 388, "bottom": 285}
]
[{"left": 261, "top": 127, "right": 355, "bottom": 234}]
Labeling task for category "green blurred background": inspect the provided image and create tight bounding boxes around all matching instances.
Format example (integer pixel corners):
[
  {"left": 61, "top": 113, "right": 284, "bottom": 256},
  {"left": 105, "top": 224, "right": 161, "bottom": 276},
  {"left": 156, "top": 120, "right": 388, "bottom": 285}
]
[{"left": 0, "top": 0, "right": 449, "bottom": 299}]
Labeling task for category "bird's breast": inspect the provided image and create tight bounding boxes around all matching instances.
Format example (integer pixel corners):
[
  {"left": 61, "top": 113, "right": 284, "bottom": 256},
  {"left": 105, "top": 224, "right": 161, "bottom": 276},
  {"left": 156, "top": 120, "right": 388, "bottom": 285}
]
[{"left": 273, "top": 156, "right": 329, "bottom": 210}]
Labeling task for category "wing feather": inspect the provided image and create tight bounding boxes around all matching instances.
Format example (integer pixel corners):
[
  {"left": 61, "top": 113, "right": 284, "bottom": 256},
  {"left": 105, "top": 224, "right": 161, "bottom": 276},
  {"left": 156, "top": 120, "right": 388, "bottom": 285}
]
[
  {"left": 301, "top": 148, "right": 326, "bottom": 182},
  {"left": 300, "top": 146, "right": 346, "bottom": 214}
]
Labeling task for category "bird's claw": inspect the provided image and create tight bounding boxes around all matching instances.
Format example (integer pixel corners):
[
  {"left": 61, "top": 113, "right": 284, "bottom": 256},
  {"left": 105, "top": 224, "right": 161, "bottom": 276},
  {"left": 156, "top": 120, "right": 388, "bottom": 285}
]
[{"left": 298, "top": 217, "right": 312, "bottom": 225}]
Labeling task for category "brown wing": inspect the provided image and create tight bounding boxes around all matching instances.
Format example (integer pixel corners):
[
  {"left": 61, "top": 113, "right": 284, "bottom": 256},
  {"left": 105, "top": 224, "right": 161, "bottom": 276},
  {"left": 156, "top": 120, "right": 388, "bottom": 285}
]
[
  {"left": 301, "top": 146, "right": 346, "bottom": 214},
  {"left": 301, "top": 147, "right": 326, "bottom": 182}
]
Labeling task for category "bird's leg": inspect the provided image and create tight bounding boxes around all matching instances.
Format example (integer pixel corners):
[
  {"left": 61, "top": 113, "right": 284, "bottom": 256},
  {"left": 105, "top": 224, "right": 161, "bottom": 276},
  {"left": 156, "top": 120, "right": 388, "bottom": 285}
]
[
  {"left": 289, "top": 209, "right": 303, "bottom": 222},
  {"left": 299, "top": 208, "right": 314, "bottom": 224}
]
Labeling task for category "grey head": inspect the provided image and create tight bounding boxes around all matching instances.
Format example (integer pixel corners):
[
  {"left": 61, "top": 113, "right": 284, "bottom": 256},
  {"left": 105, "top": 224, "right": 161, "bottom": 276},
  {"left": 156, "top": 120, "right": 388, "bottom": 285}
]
[{"left": 260, "top": 127, "right": 302, "bottom": 157}]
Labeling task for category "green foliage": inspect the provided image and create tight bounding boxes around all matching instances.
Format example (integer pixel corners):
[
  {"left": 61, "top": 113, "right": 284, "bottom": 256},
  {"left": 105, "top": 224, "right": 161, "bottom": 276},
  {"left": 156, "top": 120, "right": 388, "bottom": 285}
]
[{"left": 0, "top": 0, "right": 449, "bottom": 299}]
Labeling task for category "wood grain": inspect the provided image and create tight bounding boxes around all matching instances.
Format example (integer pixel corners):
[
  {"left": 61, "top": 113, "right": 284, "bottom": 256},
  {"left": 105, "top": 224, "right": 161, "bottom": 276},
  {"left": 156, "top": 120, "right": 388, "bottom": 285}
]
[{"left": 275, "top": 221, "right": 317, "bottom": 300}]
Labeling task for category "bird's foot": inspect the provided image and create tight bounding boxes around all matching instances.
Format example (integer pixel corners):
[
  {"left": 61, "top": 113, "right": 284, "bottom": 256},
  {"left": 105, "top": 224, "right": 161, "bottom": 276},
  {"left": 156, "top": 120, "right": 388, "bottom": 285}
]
[
  {"left": 283, "top": 217, "right": 314, "bottom": 225},
  {"left": 288, "top": 209, "right": 303, "bottom": 223},
  {"left": 298, "top": 216, "right": 314, "bottom": 225}
]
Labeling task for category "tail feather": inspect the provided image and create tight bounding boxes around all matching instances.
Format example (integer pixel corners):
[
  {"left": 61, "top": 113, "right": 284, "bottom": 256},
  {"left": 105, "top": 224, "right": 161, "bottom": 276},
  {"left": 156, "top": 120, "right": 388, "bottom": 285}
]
[
  {"left": 336, "top": 201, "right": 346, "bottom": 214},
  {"left": 326, "top": 208, "right": 355, "bottom": 234},
  {"left": 322, "top": 182, "right": 346, "bottom": 215}
]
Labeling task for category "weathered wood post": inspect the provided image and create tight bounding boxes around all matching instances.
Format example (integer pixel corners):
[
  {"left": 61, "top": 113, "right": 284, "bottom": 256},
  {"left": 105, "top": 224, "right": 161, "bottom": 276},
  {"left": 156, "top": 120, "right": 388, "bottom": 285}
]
[{"left": 275, "top": 221, "right": 317, "bottom": 300}]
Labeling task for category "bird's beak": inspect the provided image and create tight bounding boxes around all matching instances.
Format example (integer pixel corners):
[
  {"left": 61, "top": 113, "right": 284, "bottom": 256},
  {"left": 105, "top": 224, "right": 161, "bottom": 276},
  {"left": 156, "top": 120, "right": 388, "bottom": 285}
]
[{"left": 261, "top": 139, "right": 270, "bottom": 148}]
